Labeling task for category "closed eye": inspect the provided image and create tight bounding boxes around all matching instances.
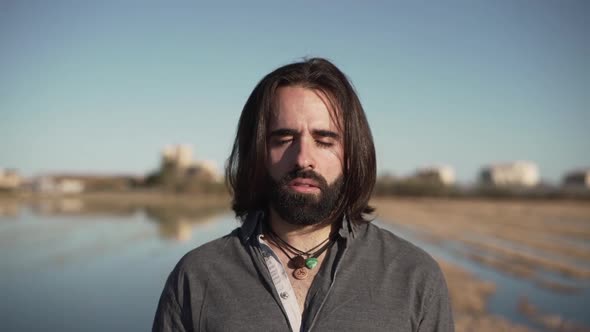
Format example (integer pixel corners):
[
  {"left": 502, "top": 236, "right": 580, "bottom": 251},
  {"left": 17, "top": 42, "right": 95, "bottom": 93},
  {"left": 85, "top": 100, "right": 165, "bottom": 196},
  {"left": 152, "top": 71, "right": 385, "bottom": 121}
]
[
  {"left": 270, "top": 137, "right": 293, "bottom": 146},
  {"left": 312, "top": 129, "right": 339, "bottom": 148},
  {"left": 269, "top": 129, "right": 297, "bottom": 147},
  {"left": 316, "top": 140, "right": 334, "bottom": 147}
]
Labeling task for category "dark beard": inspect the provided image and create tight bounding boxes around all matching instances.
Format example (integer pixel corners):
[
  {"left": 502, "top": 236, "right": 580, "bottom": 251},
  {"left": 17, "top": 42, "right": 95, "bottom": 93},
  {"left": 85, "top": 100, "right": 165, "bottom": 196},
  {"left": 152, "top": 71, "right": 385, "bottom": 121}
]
[{"left": 268, "top": 169, "right": 344, "bottom": 226}]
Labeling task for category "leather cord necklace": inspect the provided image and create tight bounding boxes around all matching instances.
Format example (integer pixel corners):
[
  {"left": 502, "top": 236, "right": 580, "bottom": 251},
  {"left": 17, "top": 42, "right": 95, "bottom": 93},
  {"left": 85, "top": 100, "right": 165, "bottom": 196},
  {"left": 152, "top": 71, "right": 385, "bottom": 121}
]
[{"left": 266, "top": 228, "right": 336, "bottom": 280}]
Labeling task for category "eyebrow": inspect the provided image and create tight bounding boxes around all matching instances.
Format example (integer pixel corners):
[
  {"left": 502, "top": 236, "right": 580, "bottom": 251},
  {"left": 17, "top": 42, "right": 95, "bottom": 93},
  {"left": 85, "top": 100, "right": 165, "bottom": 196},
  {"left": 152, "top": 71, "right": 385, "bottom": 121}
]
[
  {"left": 312, "top": 129, "right": 340, "bottom": 139},
  {"left": 268, "top": 128, "right": 340, "bottom": 139},
  {"left": 269, "top": 128, "right": 298, "bottom": 138}
]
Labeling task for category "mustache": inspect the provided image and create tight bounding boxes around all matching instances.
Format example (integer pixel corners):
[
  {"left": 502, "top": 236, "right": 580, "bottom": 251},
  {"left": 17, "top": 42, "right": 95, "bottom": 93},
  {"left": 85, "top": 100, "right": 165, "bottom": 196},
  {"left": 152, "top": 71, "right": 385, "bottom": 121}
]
[{"left": 279, "top": 169, "right": 328, "bottom": 189}]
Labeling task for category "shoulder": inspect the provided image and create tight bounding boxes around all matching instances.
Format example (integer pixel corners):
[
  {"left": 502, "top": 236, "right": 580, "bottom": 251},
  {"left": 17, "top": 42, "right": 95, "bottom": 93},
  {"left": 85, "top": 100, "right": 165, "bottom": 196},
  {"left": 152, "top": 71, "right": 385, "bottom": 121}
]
[
  {"left": 160, "top": 228, "right": 244, "bottom": 303},
  {"left": 358, "top": 223, "right": 439, "bottom": 264},
  {"left": 158, "top": 229, "right": 241, "bottom": 293},
  {"left": 354, "top": 222, "right": 451, "bottom": 319},
  {"left": 172, "top": 228, "right": 242, "bottom": 277},
  {"left": 153, "top": 229, "right": 245, "bottom": 330},
  {"left": 355, "top": 222, "right": 445, "bottom": 284}
]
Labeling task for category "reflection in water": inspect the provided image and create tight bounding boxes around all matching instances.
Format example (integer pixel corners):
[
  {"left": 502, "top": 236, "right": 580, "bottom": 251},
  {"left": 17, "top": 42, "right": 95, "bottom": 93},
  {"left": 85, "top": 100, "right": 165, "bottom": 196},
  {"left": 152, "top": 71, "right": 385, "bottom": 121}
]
[
  {"left": 56, "top": 198, "right": 84, "bottom": 213},
  {"left": 29, "top": 197, "right": 139, "bottom": 217},
  {"left": 0, "top": 197, "right": 234, "bottom": 332},
  {"left": 31, "top": 198, "right": 86, "bottom": 214},
  {"left": 0, "top": 199, "right": 20, "bottom": 217},
  {"left": 144, "top": 205, "right": 227, "bottom": 242},
  {"left": 0, "top": 199, "right": 231, "bottom": 270},
  {"left": 0, "top": 196, "right": 229, "bottom": 242}
]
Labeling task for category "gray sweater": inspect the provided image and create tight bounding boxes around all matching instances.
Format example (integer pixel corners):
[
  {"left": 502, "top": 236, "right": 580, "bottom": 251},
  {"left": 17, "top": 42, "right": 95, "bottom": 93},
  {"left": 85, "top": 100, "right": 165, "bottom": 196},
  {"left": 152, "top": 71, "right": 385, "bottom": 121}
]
[{"left": 153, "top": 211, "right": 454, "bottom": 331}]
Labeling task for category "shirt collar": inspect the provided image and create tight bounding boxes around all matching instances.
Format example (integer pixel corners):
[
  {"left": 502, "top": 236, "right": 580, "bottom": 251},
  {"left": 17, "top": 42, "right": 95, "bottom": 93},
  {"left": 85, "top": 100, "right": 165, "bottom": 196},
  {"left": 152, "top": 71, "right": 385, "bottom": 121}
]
[
  {"left": 238, "top": 210, "right": 356, "bottom": 244},
  {"left": 238, "top": 210, "right": 265, "bottom": 244},
  {"left": 339, "top": 215, "right": 356, "bottom": 240}
]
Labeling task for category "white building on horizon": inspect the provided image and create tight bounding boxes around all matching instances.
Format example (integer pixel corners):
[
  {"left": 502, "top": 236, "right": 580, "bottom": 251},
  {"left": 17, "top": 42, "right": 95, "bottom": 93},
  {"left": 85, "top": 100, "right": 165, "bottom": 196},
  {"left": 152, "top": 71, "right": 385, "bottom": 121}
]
[
  {"left": 162, "top": 144, "right": 193, "bottom": 169},
  {"left": 195, "top": 160, "right": 222, "bottom": 181},
  {"left": 480, "top": 161, "right": 539, "bottom": 187},
  {"left": 33, "top": 176, "right": 85, "bottom": 194},
  {"left": 414, "top": 165, "right": 456, "bottom": 185},
  {"left": 160, "top": 144, "right": 221, "bottom": 182}
]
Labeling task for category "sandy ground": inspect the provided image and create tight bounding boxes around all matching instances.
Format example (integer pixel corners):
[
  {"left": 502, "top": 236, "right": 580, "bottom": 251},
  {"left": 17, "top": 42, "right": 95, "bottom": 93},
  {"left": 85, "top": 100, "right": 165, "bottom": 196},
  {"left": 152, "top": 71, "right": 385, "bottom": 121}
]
[{"left": 373, "top": 197, "right": 590, "bottom": 332}]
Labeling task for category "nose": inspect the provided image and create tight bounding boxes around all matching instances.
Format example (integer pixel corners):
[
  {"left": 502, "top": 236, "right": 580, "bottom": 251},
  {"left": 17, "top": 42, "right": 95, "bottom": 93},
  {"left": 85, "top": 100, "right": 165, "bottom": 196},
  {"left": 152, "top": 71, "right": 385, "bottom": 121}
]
[{"left": 294, "top": 136, "right": 316, "bottom": 170}]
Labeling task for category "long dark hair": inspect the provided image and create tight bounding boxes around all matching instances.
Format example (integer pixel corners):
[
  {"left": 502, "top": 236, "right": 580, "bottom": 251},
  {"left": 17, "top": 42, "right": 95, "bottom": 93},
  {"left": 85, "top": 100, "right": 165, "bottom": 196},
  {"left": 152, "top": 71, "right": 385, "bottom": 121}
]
[{"left": 225, "top": 57, "right": 376, "bottom": 224}]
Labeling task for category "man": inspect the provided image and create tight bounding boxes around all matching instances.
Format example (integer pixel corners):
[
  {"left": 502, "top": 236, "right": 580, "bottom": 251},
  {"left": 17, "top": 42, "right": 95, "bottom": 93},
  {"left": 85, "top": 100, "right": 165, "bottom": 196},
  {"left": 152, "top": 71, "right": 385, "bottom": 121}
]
[{"left": 153, "top": 58, "right": 454, "bottom": 331}]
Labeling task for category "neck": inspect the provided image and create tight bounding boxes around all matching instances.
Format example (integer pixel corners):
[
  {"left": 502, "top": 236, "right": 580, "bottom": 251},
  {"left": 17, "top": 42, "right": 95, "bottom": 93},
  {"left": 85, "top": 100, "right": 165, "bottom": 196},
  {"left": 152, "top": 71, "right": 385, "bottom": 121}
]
[{"left": 267, "top": 208, "right": 339, "bottom": 252}]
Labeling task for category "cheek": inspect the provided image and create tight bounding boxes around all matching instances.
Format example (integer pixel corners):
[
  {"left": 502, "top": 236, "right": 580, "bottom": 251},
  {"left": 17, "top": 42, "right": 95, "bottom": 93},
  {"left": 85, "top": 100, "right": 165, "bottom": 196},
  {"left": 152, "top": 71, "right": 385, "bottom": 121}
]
[
  {"left": 267, "top": 148, "right": 288, "bottom": 177},
  {"left": 327, "top": 145, "right": 344, "bottom": 166},
  {"left": 267, "top": 147, "right": 285, "bottom": 166},
  {"left": 320, "top": 150, "right": 344, "bottom": 180}
]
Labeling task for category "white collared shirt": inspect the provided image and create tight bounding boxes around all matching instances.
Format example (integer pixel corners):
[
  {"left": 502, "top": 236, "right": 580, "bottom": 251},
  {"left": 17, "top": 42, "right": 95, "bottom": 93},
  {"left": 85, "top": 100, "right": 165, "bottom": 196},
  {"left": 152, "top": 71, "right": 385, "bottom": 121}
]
[{"left": 258, "top": 234, "right": 302, "bottom": 332}]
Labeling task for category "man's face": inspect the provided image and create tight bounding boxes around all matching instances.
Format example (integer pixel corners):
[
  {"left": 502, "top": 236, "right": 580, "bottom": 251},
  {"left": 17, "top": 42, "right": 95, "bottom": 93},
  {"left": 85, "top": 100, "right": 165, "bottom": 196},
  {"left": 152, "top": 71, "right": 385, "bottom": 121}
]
[{"left": 266, "top": 86, "right": 344, "bottom": 225}]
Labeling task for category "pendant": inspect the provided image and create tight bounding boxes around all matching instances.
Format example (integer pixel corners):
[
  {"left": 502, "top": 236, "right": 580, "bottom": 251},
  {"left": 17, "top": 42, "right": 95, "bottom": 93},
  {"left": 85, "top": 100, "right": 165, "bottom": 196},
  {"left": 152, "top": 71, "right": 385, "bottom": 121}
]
[
  {"left": 291, "top": 255, "right": 306, "bottom": 269},
  {"left": 305, "top": 257, "right": 318, "bottom": 269},
  {"left": 293, "top": 267, "right": 308, "bottom": 280}
]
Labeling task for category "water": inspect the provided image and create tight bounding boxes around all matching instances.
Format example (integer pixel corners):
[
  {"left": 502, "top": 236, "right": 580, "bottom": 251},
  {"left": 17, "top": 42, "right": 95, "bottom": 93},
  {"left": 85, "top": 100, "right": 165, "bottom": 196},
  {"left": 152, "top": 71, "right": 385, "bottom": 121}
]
[
  {"left": 0, "top": 201, "right": 239, "bottom": 332},
  {"left": 374, "top": 220, "right": 590, "bottom": 331},
  {"left": 1, "top": 200, "right": 588, "bottom": 331}
]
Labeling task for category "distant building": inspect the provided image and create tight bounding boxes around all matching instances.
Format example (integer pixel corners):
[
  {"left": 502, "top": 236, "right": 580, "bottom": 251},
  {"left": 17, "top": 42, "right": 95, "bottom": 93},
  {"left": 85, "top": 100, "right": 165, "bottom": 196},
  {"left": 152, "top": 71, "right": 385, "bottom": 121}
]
[
  {"left": 480, "top": 161, "right": 539, "bottom": 187},
  {"left": 0, "top": 169, "right": 22, "bottom": 190},
  {"left": 414, "top": 166, "right": 455, "bottom": 185},
  {"left": 162, "top": 144, "right": 193, "bottom": 170},
  {"left": 194, "top": 160, "right": 221, "bottom": 181},
  {"left": 159, "top": 144, "right": 221, "bottom": 183},
  {"left": 31, "top": 174, "right": 141, "bottom": 194},
  {"left": 563, "top": 169, "right": 590, "bottom": 188},
  {"left": 33, "top": 176, "right": 85, "bottom": 194}
]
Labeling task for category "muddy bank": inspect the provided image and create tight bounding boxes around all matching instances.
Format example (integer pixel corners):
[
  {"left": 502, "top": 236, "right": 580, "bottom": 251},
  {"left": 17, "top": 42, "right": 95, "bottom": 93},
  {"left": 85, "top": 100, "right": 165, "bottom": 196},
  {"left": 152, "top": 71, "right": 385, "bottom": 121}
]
[
  {"left": 372, "top": 198, "right": 590, "bottom": 283},
  {"left": 373, "top": 198, "right": 590, "bottom": 331},
  {"left": 440, "top": 260, "right": 532, "bottom": 331}
]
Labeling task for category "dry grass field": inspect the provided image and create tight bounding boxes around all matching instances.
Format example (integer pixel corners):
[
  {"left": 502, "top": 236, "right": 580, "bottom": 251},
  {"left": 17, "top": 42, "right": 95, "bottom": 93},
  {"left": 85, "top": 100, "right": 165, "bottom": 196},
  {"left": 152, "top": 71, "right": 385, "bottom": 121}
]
[{"left": 373, "top": 198, "right": 590, "bottom": 332}]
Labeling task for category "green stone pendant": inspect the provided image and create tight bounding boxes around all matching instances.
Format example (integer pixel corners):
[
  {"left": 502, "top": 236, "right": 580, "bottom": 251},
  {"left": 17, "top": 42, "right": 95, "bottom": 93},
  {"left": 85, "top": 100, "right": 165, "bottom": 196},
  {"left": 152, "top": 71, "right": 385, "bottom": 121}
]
[{"left": 305, "top": 257, "right": 318, "bottom": 269}]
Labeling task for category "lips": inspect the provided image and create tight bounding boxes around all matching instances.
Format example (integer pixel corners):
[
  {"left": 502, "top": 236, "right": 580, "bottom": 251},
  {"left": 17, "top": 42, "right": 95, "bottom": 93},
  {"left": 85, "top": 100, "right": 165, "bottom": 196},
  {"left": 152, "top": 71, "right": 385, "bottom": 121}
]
[
  {"left": 289, "top": 178, "right": 320, "bottom": 188},
  {"left": 278, "top": 170, "right": 327, "bottom": 194}
]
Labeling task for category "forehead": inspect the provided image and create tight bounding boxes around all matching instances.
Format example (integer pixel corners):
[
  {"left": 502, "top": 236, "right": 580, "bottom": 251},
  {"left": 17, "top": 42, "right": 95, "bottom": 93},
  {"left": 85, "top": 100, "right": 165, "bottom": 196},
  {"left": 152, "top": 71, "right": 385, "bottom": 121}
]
[{"left": 270, "top": 86, "right": 341, "bottom": 130}]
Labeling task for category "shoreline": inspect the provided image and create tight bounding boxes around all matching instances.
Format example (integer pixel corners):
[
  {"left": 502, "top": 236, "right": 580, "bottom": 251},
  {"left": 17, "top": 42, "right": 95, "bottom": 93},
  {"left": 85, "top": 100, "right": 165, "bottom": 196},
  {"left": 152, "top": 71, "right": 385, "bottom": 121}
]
[{"left": 372, "top": 197, "right": 590, "bottom": 332}]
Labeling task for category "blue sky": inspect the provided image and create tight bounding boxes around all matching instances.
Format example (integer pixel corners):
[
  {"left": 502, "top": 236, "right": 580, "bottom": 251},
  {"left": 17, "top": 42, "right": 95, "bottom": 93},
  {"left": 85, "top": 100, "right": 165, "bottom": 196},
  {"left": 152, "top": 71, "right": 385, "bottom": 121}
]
[{"left": 1, "top": 0, "right": 588, "bottom": 183}]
